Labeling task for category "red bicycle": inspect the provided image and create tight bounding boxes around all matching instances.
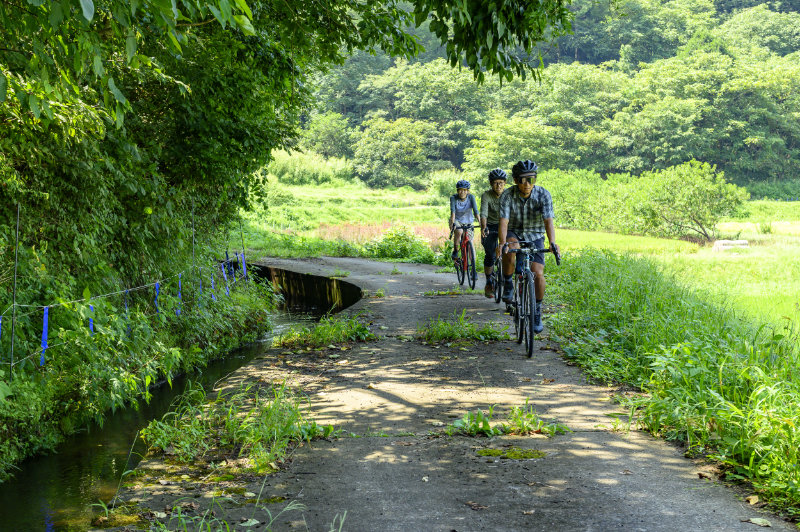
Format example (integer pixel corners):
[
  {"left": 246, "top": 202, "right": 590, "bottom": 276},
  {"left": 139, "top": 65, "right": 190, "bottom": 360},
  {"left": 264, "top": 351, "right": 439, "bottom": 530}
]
[{"left": 450, "top": 223, "right": 478, "bottom": 289}]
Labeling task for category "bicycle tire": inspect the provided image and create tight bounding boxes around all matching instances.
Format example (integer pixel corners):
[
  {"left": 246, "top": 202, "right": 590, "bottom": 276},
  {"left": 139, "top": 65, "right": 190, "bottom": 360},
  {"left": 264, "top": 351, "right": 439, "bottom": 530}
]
[
  {"left": 493, "top": 260, "right": 503, "bottom": 304},
  {"left": 515, "top": 275, "right": 525, "bottom": 344},
  {"left": 466, "top": 241, "right": 476, "bottom": 289},
  {"left": 455, "top": 257, "right": 464, "bottom": 285},
  {"left": 524, "top": 271, "right": 536, "bottom": 358}
]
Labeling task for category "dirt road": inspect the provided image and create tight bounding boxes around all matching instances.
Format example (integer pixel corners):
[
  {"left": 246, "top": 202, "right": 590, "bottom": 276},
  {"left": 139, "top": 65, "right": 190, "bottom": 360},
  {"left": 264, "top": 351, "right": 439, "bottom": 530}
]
[{"left": 106, "top": 257, "right": 794, "bottom": 531}]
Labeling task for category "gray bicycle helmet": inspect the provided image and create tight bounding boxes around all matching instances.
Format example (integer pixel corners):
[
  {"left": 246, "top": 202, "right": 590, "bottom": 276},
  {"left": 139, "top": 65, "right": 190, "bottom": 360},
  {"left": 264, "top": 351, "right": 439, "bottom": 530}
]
[
  {"left": 456, "top": 179, "right": 471, "bottom": 190},
  {"left": 488, "top": 168, "right": 507, "bottom": 183},
  {"left": 512, "top": 160, "right": 538, "bottom": 178}
]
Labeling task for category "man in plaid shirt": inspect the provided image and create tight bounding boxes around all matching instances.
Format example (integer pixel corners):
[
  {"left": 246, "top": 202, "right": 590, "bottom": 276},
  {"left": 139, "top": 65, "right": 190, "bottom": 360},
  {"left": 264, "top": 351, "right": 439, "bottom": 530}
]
[{"left": 498, "top": 159, "right": 559, "bottom": 333}]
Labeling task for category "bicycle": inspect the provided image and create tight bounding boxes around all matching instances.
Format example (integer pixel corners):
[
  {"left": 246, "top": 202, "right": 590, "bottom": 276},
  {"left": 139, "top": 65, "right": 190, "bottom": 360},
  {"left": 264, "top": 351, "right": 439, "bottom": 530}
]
[
  {"left": 489, "top": 246, "right": 504, "bottom": 304},
  {"left": 450, "top": 223, "right": 479, "bottom": 289},
  {"left": 502, "top": 241, "right": 561, "bottom": 358}
]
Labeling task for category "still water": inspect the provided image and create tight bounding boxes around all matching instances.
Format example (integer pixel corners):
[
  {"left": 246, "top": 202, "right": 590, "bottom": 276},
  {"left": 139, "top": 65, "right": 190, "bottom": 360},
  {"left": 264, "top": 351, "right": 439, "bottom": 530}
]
[{"left": 0, "top": 312, "right": 314, "bottom": 531}]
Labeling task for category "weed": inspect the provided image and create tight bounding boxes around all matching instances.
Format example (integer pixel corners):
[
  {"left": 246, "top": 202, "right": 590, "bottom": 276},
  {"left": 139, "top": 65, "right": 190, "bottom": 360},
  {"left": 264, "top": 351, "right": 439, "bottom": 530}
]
[
  {"left": 446, "top": 407, "right": 503, "bottom": 437},
  {"left": 140, "top": 382, "right": 334, "bottom": 471},
  {"left": 330, "top": 269, "right": 350, "bottom": 277},
  {"left": 275, "top": 314, "right": 377, "bottom": 348},
  {"left": 503, "top": 399, "right": 571, "bottom": 436},
  {"left": 417, "top": 309, "right": 509, "bottom": 344},
  {"left": 390, "top": 265, "right": 402, "bottom": 275}
]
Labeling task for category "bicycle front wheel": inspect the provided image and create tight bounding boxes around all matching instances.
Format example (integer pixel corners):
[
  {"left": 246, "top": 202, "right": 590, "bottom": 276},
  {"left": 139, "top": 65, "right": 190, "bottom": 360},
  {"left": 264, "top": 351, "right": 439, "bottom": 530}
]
[
  {"left": 524, "top": 271, "right": 536, "bottom": 358},
  {"left": 515, "top": 276, "right": 525, "bottom": 344},
  {"left": 493, "top": 260, "right": 503, "bottom": 304},
  {"left": 466, "top": 241, "right": 476, "bottom": 289},
  {"left": 455, "top": 256, "right": 464, "bottom": 285}
]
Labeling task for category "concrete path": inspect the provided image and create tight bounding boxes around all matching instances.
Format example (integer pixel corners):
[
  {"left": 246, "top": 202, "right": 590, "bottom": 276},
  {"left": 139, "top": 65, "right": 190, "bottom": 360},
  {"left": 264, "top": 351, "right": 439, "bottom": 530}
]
[{"left": 108, "top": 257, "right": 795, "bottom": 532}]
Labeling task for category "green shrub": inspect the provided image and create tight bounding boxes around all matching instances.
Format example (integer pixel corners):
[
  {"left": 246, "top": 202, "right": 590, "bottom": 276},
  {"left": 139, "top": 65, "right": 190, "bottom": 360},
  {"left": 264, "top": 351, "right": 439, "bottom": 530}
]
[
  {"left": 426, "top": 169, "right": 464, "bottom": 203},
  {"left": 364, "top": 225, "right": 436, "bottom": 263},
  {"left": 267, "top": 150, "right": 355, "bottom": 186}
]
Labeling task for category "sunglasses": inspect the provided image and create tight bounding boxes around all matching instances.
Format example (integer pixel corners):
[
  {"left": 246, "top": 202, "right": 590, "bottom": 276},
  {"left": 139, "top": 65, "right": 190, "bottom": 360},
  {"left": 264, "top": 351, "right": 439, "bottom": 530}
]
[{"left": 518, "top": 175, "right": 537, "bottom": 185}]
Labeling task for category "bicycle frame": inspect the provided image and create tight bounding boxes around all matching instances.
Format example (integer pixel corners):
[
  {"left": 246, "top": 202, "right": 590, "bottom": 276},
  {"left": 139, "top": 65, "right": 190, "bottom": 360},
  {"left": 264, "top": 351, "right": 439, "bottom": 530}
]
[
  {"left": 451, "top": 223, "right": 478, "bottom": 288},
  {"left": 502, "top": 241, "right": 560, "bottom": 357}
]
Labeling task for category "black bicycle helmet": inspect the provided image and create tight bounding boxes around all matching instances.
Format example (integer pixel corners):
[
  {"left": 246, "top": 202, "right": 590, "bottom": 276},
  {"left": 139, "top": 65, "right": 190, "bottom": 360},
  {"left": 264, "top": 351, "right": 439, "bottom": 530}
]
[
  {"left": 456, "top": 179, "right": 471, "bottom": 190},
  {"left": 512, "top": 160, "right": 538, "bottom": 178},
  {"left": 488, "top": 168, "right": 507, "bottom": 183}
]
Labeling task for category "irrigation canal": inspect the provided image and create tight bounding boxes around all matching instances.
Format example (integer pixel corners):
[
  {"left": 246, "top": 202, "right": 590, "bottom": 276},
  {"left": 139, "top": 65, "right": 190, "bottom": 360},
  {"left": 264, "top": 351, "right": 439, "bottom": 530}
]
[{"left": 0, "top": 266, "right": 362, "bottom": 531}]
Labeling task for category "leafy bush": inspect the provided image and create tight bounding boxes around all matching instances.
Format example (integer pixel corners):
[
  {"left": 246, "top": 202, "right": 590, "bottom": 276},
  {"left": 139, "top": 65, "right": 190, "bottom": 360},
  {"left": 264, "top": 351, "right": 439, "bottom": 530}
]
[
  {"left": 426, "top": 169, "right": 465, "bottom": 203},
  {"left": 364, "top": 225, "right": 436, "bottom": 263},
  {"left": 635, "top": 161, "right": 750, "bottom": 240},
  {"left": 538, "top": 162, "right": 748, "bottom": 240},
  {"left": 267, "top": 150, "right": 355, "bottom": 186},
  {"left": 353, "top": 117, "right": 455, "bottom": 189}
]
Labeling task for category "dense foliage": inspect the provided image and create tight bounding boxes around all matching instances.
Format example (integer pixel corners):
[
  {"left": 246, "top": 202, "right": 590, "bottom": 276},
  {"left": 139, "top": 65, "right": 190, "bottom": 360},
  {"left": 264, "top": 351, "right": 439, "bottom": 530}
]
[
  {"left": 1, "top": 0, "right": 574, "bottom": 478},
  {"left": 303, "top": 1, "right": 800, "bottom": 195}
]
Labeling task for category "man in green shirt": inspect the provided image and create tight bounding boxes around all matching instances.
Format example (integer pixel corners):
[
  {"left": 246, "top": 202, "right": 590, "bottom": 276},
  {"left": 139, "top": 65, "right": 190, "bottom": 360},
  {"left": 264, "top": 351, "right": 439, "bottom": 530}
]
[{"left": 479, "top": 168, "right": 507, "bottom": 297}]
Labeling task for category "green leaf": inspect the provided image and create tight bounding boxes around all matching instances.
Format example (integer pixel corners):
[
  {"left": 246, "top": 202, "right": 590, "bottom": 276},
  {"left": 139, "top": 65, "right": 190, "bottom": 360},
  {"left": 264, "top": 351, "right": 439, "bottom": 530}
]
[
  {"left": 49, "top": 1, "right": 64, "bottom": 27},
  {"left": 29, "top": 96, "right": 41, "bottom": 118},
  {"left": 208, "top": 5, "right": 224, "bottom": 26},
  {"left": 233, "top": 0, "right": 252, "bottom": 19},
  {"left": 233, "top": 15, "right": 255, "bottom": 35},
  {"left": 167, "top": 30, "right": 182, "bottom": 52},
  {"left": 0, "top": 381, "right": 12, "bottom": 403},
  {"left": 107, "top": 77, "right": 127, "bottom": 104},
  {"left": 220, "top": 0, "right": 232, "bottom": 23},
  {"left": 92, "top": 55, "right": 104, "bottom": 77},
  {"left": 0, "top": 73, "right": 6, "bottom": 102},
  {"left": 80, "top": 0, "right": 94, "bottom": 21},
  {"left": 126, "top": 32, "right": 137, "bottom": 62}
]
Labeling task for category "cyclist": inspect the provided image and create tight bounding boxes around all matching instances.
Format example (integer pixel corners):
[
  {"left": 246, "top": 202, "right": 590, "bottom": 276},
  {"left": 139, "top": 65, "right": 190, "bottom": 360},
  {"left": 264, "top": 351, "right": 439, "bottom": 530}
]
[
  {"left": 497, "top": 160, "right": 559, "bottom": 333},
  {"left": 449, "top": 179, "right": 479, "bottom": 282},
  {"left": 479, "top": 169, "right": 507, "bottom": 297}
]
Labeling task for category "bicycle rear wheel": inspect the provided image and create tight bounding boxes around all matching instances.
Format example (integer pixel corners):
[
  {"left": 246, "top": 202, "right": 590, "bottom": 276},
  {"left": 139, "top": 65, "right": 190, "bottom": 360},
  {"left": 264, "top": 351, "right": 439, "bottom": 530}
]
[
  {"left": 524, "top": 271, "right": 536, "bottom": 358},
  {"left": 515, "top": 276, "right": 525, "bottom": 344},
  {"left": 466, "top": 241, "right": 476, "bottom": 289}
]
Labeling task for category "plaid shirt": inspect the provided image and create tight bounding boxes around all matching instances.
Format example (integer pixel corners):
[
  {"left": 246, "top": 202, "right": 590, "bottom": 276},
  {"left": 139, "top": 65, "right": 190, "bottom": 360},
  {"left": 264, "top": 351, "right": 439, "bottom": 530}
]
[{"left": 499, "top": 185, "right": 554, "bottom": 241}]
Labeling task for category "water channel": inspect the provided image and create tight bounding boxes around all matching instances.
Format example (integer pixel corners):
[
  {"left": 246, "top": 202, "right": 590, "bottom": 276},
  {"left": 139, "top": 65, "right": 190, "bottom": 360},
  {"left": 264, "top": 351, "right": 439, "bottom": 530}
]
[{"left": 0, "top": 266, "right": 362, "bottom": 531}]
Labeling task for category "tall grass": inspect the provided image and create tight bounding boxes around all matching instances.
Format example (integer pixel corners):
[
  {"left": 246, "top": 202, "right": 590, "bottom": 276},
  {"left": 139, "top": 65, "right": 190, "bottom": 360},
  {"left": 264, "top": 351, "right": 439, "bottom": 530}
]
[{"left": 548, "top": 249, "right": 800, "bottom": 515}]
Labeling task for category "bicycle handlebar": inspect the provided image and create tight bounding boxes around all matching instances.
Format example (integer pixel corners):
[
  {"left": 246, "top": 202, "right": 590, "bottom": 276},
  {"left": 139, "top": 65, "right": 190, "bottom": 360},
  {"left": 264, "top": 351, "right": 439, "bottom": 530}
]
[{"left": 502, "top": 241, "right": 561, "bottom": 266}]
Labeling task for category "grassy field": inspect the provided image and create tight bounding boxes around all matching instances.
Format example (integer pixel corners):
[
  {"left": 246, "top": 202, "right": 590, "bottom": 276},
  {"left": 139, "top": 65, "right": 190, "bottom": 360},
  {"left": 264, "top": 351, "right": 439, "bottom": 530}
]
[{"left": 242, "top": 180, "right": 799, "bottom": 328}]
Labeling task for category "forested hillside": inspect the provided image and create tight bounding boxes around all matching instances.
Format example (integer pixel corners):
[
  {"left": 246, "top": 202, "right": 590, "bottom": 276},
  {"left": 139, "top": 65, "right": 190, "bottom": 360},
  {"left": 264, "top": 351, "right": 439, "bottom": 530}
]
[{"left": 304, "top": 0, "right": 800, "bottom": 197}]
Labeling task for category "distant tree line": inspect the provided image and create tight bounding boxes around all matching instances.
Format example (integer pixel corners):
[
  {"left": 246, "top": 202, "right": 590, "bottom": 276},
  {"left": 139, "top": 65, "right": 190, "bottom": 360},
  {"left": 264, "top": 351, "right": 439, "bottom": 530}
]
[{"left": 303, "top": 1, "right": 800, "bottom": 195}]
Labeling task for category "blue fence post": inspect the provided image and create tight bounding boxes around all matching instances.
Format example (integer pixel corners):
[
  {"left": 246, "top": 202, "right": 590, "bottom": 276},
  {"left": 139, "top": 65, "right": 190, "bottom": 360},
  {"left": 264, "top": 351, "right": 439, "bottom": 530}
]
[
  {"left": 241, "top": 252, "right": 247, "bottom": 281},
  {"left": 211, "top": 271, "right": 217, "bottom": 302},
  {"left": 40, "top": 306, "right": 49, "bottom": 366},
  {"left": 220, "top": 263, "right": 230, "bottom": 296},
  {"left": 89, "top": 304, "right": 94, "bottom": 335},
  {"left": 176, "top": 273, "right": 182, "bottom": 316},
  {"left": 155, "top": 282, "right": 160, "bottom": 313}
]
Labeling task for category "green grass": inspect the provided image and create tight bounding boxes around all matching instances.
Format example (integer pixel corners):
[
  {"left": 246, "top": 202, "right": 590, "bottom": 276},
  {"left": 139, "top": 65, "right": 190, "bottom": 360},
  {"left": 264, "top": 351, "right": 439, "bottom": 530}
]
[
  {"left": 547, "top": 249, "right": 800, "bottom": 516},
  {"left": 140, "top": 382, "right": 335, "bottom": 472},
  {"left": 275, "top": 314, "right": 377, "bottom": 348},
  {"left": 416, "top": 309, "right": 509, "bottom": 344}
]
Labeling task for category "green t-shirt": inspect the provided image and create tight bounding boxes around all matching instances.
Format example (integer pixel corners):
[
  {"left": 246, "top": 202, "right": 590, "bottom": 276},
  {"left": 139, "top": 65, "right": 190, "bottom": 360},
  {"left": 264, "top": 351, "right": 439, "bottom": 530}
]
[{"left": 480, "top": 189, "right": 502, "bottom": 225}]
